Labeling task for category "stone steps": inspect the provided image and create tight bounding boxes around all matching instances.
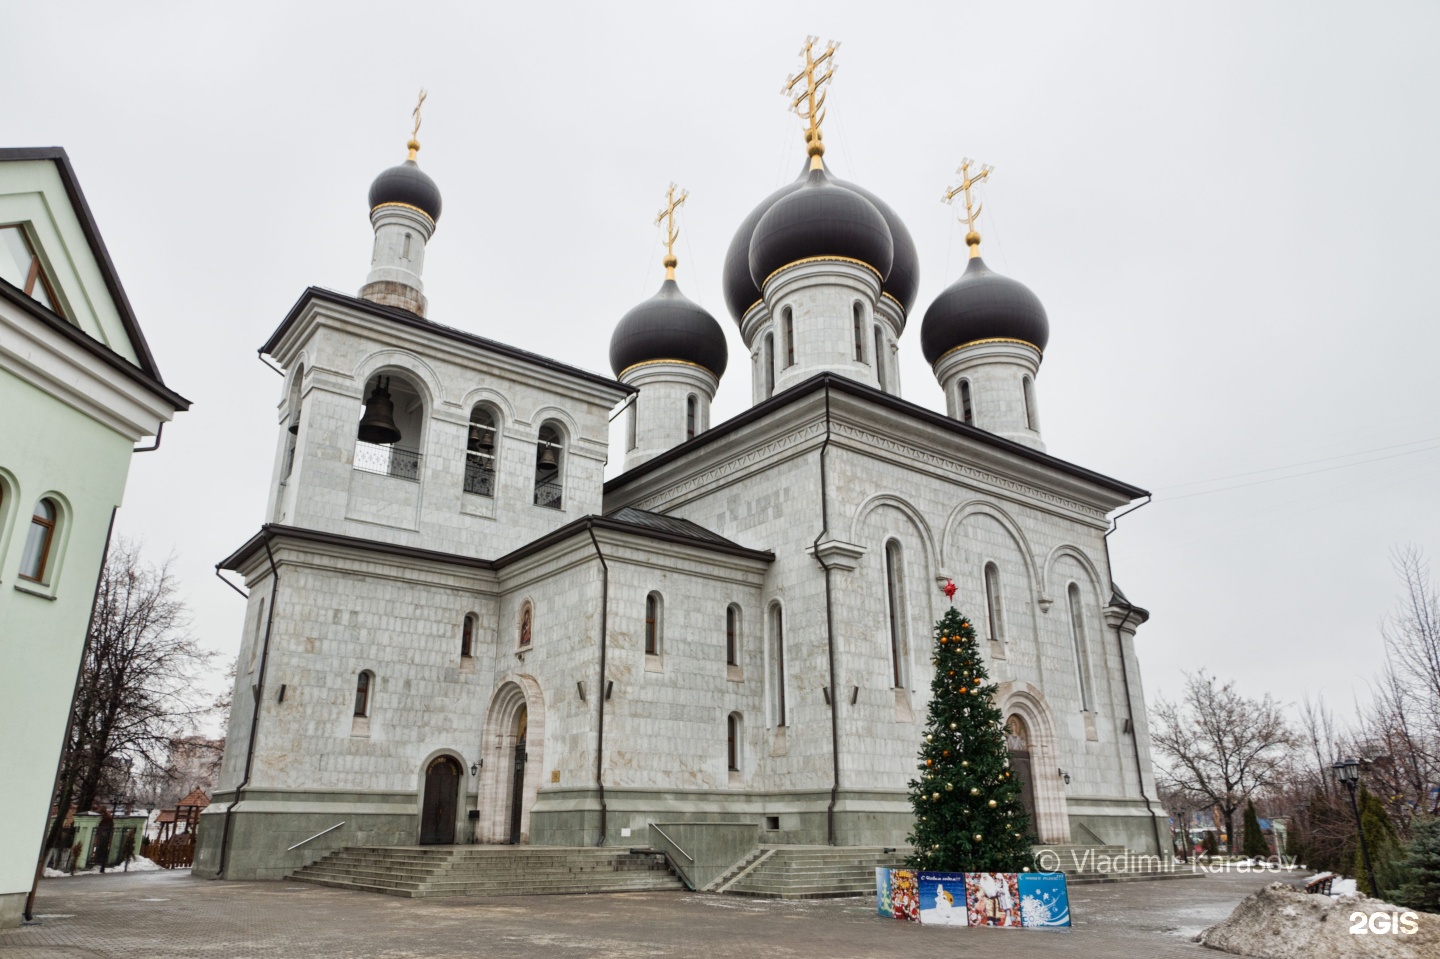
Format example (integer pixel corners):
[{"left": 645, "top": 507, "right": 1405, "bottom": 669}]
[
  {"left": 288, "top": 845, "right": 684, "bottom": 899},
  {"left": 723, "top": 846, "right": 909, "bottom": 900}
]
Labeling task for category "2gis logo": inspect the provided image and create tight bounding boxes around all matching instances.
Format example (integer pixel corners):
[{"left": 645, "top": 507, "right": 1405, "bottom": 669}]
[{"left": 1349, "top": 911, "right": 1420, "bottom": 935}]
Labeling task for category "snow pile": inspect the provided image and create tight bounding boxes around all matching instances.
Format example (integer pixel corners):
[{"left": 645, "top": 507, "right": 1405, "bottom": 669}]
[
  {"left": 1198, "top": 882, "right": 1438, "bottom": 958},
  {"left": 43, "top": 857, "right": 164, "bottom": 878}
]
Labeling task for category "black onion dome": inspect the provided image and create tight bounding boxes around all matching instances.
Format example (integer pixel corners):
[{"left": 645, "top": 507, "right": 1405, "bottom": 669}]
[
  {"left": 831, "top": 177, "right": 919, "bottom": 316},
  {"left": 368, "top": 159, "right": 442, "bottom": 222},
  {"left": 748, "top": 167, "right": 893, "bottom": 290},
  {"left": 721, "top": 172, "right": 809, "bottom": 321},
  {"left": 920, "top": 256, "right": 1049, "bottom": 365},
  {"left": 609, "top": 279, "right": 729, "bottom": 378}
]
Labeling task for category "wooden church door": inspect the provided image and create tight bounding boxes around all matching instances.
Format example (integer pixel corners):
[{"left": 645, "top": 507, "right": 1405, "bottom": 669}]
[
  {"left": 508, "top": 708, "right": 528, "bottom": 844},
  {"left": 420, "top": 756, "right": 461, "bottom": 845},
  {"left": 1006, "top": 716, "right": 1039, "bottom": 839}
]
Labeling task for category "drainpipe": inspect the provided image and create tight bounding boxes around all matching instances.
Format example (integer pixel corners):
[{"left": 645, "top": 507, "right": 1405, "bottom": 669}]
[
  {"left": 26, "top": 507, "right": 117, "bottom": 922},
  {"left": 808, "top": 382, "right": 841, "bottom": 846},
  {"left": 586, "top": 523, "right": 609, "bottom": 846},
  {"left": 1102, "top": 495, "right": 1162, "bottom": 856},
  {"left": 217, "top": 533, "right": 280, "bottom": 878}
]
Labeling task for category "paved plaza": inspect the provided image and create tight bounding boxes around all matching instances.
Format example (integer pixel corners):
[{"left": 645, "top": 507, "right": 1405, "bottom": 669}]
[{"left": 2, "top": 868, "right": 1294, "bottom": 958}]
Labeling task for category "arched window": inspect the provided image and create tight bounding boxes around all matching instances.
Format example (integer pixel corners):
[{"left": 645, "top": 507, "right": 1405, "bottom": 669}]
[
  {"left": 770, "top": 603, "right": 787, "bottom": 726},
  {"left": 465, "top": 406, "right": 497, "bottom": 497},
  {"left": 983, "top": 562, "right": 1005, "bottom": 644},
  {"left": 761, "top": 333, "right": 775, "bottom": 398},
  {"left": 1068, "top": 583, "right": 1092, "bottom": 710},
  {"left": 356, "top": 373, "right": 423, "bottom": 481},
  {"left": 727, "top": 713, "right": 742, "bottom": 772},
  {"left": 282, "top": 365, "right": 303, "bottom": 481},
  {"left": 873, "top": 327, "right": 887, "bottom": 391},
  {"left": 518, "top": 602, "right": 533, "bottom": 649},
  {"left": 625, "top": 397, "right": 638, "bottom": 451},
  {"left": 1023, "top": 376, "right": 1038, "bottom": 431},
  {"left": 401, "top": 232, "right": 413, "bottom": 260},
  {"left": 884, "top": 541, "right": 907, "bottom": 688},
  {"left": 852, "top": 303, "right": 865, "bottom": 362},
  {"left": 645, "top": 592, "right": 663, "bottom": 655},
  {"left": 248, "top": 597, "right": 266, "bottom": 673},
  {"left": 534, "top": 422, "right": 564, "bottom": 509},
  {"left": 782, "top": 308, "right": 795, "bottom": 368},
  {"left": 461, "top": 613, "right": 476, "bottom": 659},
  {"left": 354, "top": 671, "right": 373, "bottom": 717},
  {"left": 686, "top": 395, "right": 697, "bottom": 440},
  {"left": 19, "top": 498, "right": 58, "bottom": 583},
  {"left": 725, "top": 604, "right": 740, "bottom": 666},
  {"left": 959, "top": 379, "right": 974, "bottom": 425}
]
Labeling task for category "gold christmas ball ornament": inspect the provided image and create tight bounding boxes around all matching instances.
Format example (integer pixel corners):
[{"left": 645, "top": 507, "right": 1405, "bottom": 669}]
[
  {"left": 973, "top": 833, "right": 983, "bottom": 842},
  {"left": 961, "top": 760, "right": 969, "bottom": 767},
  {"left": 925, "top": 734, "right": 933, "bottom": 743},
  {"left": 945, "top": 782, "right": 954, "bottom": 792},
  {"left": 988, "top": 799, "right": 998, "bottom": 808},
  {"left": 970, "top": 787, "right": 980, "bottom": 796},
  {"left": 950, "top": 723, "right": 957, "bottom": 730},
  {"left": 931, "top": 792, "right": 940, "bottom": 801},
  {"left": 1014, "top": 832, "right": 1023, "bottom": 839}
]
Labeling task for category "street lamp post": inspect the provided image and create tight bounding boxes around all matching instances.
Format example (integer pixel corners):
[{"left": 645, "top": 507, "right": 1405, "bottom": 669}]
[{"left": 1333, "top": 757, "right": 1380, "bottom": 899}]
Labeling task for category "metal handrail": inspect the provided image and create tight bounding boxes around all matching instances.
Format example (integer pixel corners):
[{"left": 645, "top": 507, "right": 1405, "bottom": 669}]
[
  {"left": 287, "top": 821, "right": 345, "bottom": 851},
  {"left": 649, "top": 823, "right": 693, "bottom": 862}
]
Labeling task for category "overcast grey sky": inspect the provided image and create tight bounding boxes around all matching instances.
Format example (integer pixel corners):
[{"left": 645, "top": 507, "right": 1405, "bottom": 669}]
[{"left": 9, "top": 2, "right": 1439, "bottom": 726}]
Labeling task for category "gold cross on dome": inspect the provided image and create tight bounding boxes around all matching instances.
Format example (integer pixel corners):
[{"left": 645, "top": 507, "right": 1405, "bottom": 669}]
[
  {"left": 943, "top": 158, "right": 993, "bottom": 257},
  {"left": 655, "top": 182, "right": 689, "bottom": 280},
  {"left": 782, "top": 36, "right": 840, "bottom": 170},
  {"left": 407, "top": 89, "right": 428, "bottom": 160}
]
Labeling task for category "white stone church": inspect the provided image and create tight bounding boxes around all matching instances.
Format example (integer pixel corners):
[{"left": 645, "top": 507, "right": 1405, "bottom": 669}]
[{"left": 195, "top": 65, "right": 1166, "bottom": 880}]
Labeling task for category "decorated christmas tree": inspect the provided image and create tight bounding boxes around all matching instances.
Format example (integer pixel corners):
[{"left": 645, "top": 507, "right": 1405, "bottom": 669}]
[{"left": 907, "top": 581, "right": 1035, "bottom": 873}]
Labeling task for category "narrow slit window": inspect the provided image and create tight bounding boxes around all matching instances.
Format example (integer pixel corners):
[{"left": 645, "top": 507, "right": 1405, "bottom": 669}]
[
  {"left": 686, "top": 395, "right": 697, "bottom": 440},
  {"left": 1023, "top": 376, "right": 1038, "bottom": 431},
  {"left": 874, "top": 327, "right": 887, "bottom": 391},
  {"left": 984, "top": 563, "right": 1005, "bottom": 643},
  {"left": 625, "top": 397, "right": 637, "bottom": 451},
  {"left": 783, "top": 309, "right": 795, "bottom": 368},
  {"left": 885, "top": 542, "right": 906, "bottom": 688},
  {"left": 645, "top": 593, "right": 661, "bottom": 655},
  {"left": 726, "top": 605, "right": 739, "bottom": 666},
  {"left": 771, "top": 605, "right": 787, "bottom": 726},
  {"left": 853, "top": 303, "right": 865, "bottom": 362},
  {"left": 762, "top": 333, "right": 775, "bottom": 398},
  {"left": 727, "top": 713, "right": 740, "bottom": 771},
  {"left": 1068, "top": 583, "right": 1092, "bottom": 711},
  {"left": 354, "top": 671, "right": 372, "bottom": 717},
  {"left": 461, "top": 614, "right": 475, "bottom": 659},
  {"left": 959, "top": 379, "right": 974, "bottom": 424}
]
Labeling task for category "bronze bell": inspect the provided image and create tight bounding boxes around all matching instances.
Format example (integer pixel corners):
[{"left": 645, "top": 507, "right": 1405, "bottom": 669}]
[
  {"left": 287, "top": 416, "right": 300, "bottom": 435},
  {"left": 468, "top": 423, "right": 494, "bottom": 451},
  {"left": 537, "top": 442, "right": 559, "bottom": 472},
  {"left": 358, "top": 377, "right": 402, "bottom": 445}
]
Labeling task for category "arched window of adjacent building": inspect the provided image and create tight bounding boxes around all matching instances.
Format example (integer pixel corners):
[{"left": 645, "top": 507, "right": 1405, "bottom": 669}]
[
  {"left": 518, "top": 602, "right": 533, "bottom": 649},
  {"left": 645, "top": 592, "right": 663, "bottom": 655},
  {"left": 852, "top": 303, "right": 865, "bottom": 363},
  {"left": 959, "top": 379, "right": 974, "bottom": 425},
  {"left": 625, "top": 396, "right": 638, "bottom": 451},
  {"left": 19, "top": 497, "right": 58, "bottom": 583},
  {"left": 884, "top": 541, "right": 907, "bottom": 688},
  {"left": 983, "top": 562, "right": 1005, "bottom": 644},
  {"left": 782, "top": 308, "right": 795, "bottom": 368},
  {"left": 873, "top": 326, "right": 887, "bottom": 391},
  {"left": 354, "top": 671, "right": 373, "bottom": 717},
  {"left": 465, "top": 405, "right": 498, "bottom": 497},
  {"left": 727, "top": 712, "right": 742, "bottom": 772},
  {"left": 686, "top": 395, "right": 697, "bottom": 440},
  {"left": 1068, "top": 583, "right": 1093, "bottom": 711},
  {"left": 726, "top": 604, "right": 741, "bottom": 666},
  {"left": 1023, "top": 375, "right": 1038, "bottom": 432},
  {"left": 461, "top": 613, "right": 476, "bottom": 659},
  {"left": 770, "top": 603, "right": 787, "bottom": 726},
  {"left": 534, "top": 421, "right": 564, "bottom": 509},
  {"left": 356, "top": 372, "right": 423, "bottom": 482},
  {"left": 761, "top": 333, "right": 775, "bottom": 398}
]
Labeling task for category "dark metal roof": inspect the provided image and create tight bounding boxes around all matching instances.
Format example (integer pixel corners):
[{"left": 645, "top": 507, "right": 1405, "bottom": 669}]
[
  {"left": 722, "top": 160, "right": 918, "bottom": 322},
  {"left": 605, "top": 371, "right": 1147, "bottom": 500},
  {"left": 608, "top": 278, "right": 728, "bottom": 378},
  {"left": 748, "top": 167, "right": 893, "bottom": 289},
  {"left": 0, "top": 280, "right": 189, "bottom": 410},
  {"left": 920, "top": 256, "right": 1050, "bottom": 364},
  {"left": 260, "top": 286, "right": 635, "bottom": 397},
  {"left": 0, "top": 147, "right": 170, "bottom": 385},
  {"left": 605, "top": 507, "right": 744, "bottom": 548},
  {"left": 368, "top": 159, "right": 442, "bottom": 222}
]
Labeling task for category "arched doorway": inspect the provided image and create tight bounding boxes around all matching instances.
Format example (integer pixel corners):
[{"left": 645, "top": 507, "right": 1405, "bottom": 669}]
[
  {"left": 420, "top": 755, "right": 461, "bottom": 845},
  {"left": 508, "top": 708, "right": 528, "bottom": 844},
  {"left": 1006, "top": 715, "right": 1039, "bottom": 840}
]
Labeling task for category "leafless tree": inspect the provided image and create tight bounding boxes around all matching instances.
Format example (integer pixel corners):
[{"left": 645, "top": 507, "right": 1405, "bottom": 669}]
[
  {"left": 1151, "top": 671, "right": 1297, "bottom": 853},
  {"left": 43, "top": 540, "right": 214, "bottom": 852},
  {"left": 1382, "top": 546, "right": 1440, "bottom": 731}
]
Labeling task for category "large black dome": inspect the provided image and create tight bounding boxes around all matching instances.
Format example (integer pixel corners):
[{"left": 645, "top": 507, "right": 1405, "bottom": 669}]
[
  {"left": 748, "top": 168, "right": 893, "bottom": 291},
  {"left": 920, "top": 256, "right": 1049, "bottom": 365},
  {"left": 368, "top": 159, "right": 442, "bottom": 223},
  {"left": 609, "top": 279, "right": 729, "bottom": 379},
  {"left": 722, "top": 163, "right": 917, "bottom": 323}
]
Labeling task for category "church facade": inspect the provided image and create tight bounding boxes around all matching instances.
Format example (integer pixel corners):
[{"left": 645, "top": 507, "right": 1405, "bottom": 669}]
[{"left": 195, "top": 55, "right": 1166, "bottom": 881}]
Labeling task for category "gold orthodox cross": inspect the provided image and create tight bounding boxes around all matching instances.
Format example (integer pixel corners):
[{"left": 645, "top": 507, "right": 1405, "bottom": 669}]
[
  {"left": 782, "top": 36, "right": 840, "bottom": 169},
  {"left": 407, "top": 89, "right": 428, "bottom": 160},
  {"left": 655, "top": 183, "right": 688, "bottom": 281},
  {"left": 943, "top": 158, "right": 993, "bottom": 256}
]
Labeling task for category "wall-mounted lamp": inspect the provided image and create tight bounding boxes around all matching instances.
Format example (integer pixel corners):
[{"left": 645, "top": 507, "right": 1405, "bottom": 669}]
[
  {"left": 1058, "top": 769, "right": 1071, "bottom": 785},
  {"left": 470, "top": 760, "right": 481, "bottom": 777}
]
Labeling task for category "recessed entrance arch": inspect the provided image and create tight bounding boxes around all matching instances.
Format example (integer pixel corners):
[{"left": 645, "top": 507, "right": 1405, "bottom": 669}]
[
  {"left": 995, "top": 681, "right": 1070, "bottom": 843},
  {"left": 476, "top": 677, "right": 545, "bottom": 844},
  {"left": 420, "top": 755, "right": 461, "bottom": 845},
  {"left": 1005, "top": 716, "right": 1039, "bottom": 840}
]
